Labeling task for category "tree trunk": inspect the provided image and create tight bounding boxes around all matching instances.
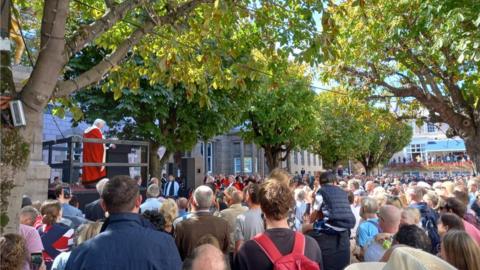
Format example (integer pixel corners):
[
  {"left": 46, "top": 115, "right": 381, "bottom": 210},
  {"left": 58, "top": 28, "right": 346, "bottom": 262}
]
[
  {"left": 360, "top": 158, "right": 374, "bottom": 176},
  {"left": 158, "top": 149, "right": 171, "bottom": 175},
  {"left": 365, "top": 166, "right": 374, "bottom": 176},
  {"left": 148, "top": 143, "right": 171, "bottom": 178},
  {"left": 264, "top": 147, "right": 281, "bottom": 171},
  {"left": 3, "top": 0, "right": 69, "bottom": 232},
  {"left": 465, "top": 136, "right": 480, "bottom": 175},
  {"left": 149, "top": 143, "right": 161, "bottom": 178}
]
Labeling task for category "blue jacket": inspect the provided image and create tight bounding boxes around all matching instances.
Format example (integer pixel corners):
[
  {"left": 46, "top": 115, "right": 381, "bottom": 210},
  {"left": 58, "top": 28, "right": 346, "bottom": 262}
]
[{"left": 65, "top": 213, "right": 182, "bottom": 270}]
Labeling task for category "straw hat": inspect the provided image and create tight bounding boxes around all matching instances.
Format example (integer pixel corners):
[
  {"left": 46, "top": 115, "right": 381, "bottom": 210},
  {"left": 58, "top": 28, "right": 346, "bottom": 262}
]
[
  {"left": 344, "top": 246, "right": 456, "bottom": 270},
  {"left": 344, "top": 262, "right": 386, "bottom": 270}
]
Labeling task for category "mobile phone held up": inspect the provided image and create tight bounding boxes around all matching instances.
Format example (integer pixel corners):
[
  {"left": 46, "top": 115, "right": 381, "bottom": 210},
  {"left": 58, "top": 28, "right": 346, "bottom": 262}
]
[{"left": 63, "top": 187, "right": 71, "bottom": 199}]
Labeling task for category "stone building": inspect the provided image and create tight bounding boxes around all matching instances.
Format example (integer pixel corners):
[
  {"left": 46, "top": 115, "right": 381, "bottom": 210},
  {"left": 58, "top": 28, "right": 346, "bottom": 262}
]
[
  {"left": 386, "top": 121, "right": 472, "bottom": 178},
  {"left": 184, "top": 127, "right": 323, "bottom": 179}
]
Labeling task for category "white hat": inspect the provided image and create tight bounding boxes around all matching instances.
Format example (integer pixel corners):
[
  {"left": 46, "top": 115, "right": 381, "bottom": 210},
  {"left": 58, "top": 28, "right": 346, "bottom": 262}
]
[
  {"left": 417, "top": 181, "right": 431, "bottom": 189},
  {"left": 345, "top": 246, "right": 456, "bottom": 270},
  {"left": 344, "top": 262, "right": 386, "bottom": 270},
  {"left": 383, "top": 246, "right": 455, "bottom": 270}
]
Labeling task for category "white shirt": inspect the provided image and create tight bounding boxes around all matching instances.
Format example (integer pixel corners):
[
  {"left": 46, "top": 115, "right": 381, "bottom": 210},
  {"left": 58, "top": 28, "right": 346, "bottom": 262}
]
[{"left": 163, "top": 181, "right": 179, "bottom": 197}]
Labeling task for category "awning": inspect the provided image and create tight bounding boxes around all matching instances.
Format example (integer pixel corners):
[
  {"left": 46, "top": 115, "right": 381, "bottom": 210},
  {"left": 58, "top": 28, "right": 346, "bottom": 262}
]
[{"left": 424, "top": 139, "right": 465, "bottom": 153}]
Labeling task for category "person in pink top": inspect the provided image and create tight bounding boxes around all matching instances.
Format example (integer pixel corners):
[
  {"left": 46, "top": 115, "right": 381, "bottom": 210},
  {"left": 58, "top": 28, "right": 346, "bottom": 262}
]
[
  {"left": 19, "top": 224, "right": 44, "bottom": 270},
  {"left": 441, "top": 197, "right": 480, "bottom": 245}
]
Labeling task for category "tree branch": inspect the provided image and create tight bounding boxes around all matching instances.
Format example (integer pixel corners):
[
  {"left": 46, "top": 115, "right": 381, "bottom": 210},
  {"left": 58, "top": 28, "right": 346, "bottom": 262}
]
[
  {"left": 65, "top": 0, "right": 148, "bottom": 58},
  {"left": 343, "top": 66, "right": 473, "bottom": 134},
  {"left": 55, "top": 0, "right": 213, "bottom": 97},
  {"left": 21, "top": 0, "right": 69, "bottom": 111},
  {"left": 105, "top": 0, "right": 115, "bottom": 9}
]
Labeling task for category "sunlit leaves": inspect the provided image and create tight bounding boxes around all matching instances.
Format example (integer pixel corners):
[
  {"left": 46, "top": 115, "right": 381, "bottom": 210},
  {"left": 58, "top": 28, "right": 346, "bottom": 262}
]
[
  {"left": 240, "top": 62, "right": 317, "bottom": 167},
  {"left": 320, "top": 0, "right": 480, "bottom": 116},
  {"left": 314, "top": 90, "right": 412, "bottom": 169}
]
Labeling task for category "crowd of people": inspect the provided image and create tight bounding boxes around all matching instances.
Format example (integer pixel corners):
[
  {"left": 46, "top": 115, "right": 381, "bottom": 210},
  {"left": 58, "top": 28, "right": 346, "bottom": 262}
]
[{"left": 2, "top": 170, "right": 480, "bottom": 270}]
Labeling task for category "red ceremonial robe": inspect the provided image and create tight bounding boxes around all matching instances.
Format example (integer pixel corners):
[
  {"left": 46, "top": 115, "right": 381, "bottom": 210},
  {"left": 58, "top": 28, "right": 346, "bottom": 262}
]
[{"left": 82, "top": 127, "right": 106, "bottom": 184}]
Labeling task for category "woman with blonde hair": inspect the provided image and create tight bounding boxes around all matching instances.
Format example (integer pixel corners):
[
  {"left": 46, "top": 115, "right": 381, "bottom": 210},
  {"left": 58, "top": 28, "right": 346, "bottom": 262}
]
[
  {"left": 423, "top": 190, "right": 439, "bottom": 210},
  {"left": 160, "top": 198, "right": 178, "bottom": 235},
  {"left": 441, "top": 230, "right": 480, "bottom": 270},
  {"left": 400, "top": 207, "right": 421, "bottom": 227}
]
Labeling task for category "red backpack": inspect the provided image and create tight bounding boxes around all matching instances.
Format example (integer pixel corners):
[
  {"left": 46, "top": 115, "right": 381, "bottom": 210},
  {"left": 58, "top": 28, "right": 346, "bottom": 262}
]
[{"left": 254, "top": 232, "right": 320, "bottom": 270}]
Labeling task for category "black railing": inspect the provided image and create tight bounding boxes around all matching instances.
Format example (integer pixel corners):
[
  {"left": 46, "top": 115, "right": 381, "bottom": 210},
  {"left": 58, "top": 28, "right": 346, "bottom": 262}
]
[{"left": 42, "top": 135, "right": 149, "bottom": 183}]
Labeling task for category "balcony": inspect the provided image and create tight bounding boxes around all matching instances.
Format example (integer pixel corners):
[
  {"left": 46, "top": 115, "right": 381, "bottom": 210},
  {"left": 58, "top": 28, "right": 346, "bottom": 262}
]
[{"left": 386, "top": 160, "right": 473, "bottom": 171}]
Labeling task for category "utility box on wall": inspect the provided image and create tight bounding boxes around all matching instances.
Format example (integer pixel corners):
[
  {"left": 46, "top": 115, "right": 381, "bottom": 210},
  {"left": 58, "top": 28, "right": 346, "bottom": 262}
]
[{"left": 194, "top": 156, "right": 205, "bottom": 188}]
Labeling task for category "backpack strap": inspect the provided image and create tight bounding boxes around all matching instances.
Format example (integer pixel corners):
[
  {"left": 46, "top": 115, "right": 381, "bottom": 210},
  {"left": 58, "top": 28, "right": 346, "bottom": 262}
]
[
  {"left": 291, "top": 232, "right": 306, "bottom": 255},
  {"left": 254, "top": 233, "right": 283, "bottom": 263}
]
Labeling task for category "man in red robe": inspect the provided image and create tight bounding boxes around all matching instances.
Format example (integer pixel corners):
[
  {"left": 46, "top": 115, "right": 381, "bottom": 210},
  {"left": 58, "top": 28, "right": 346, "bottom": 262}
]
[{"left": 82, "top": 119, "right": 107, "bottom": 187}]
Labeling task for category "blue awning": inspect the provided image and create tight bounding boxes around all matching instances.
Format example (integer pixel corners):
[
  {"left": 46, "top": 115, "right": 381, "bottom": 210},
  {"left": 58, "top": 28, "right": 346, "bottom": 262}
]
[{"left": 424, "top": 139, "right": 465, "bottom": 152}]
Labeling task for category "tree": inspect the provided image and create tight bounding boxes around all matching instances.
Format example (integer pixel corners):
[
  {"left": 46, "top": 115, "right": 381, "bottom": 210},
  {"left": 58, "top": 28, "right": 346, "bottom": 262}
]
[
  {"left": 314, "top": 91, "right": 371, "bottom": 168},
  {"left": 356, "top": 110, "right": 412, "bottom": 176},
  {"left": 241, "top": 63, "right": 317, "bottom": 170},
  {"left": 314, "top": 91, "right": 412, "bottom": 174},
  {"left": 320, "top": 0, "right": 480, "bottom": 172},
  {"left": 1, "top": 0, "right": 323, "bottom": 232},
  {"left": 71, "top": 51, "right": 251, "bottom": 178}
]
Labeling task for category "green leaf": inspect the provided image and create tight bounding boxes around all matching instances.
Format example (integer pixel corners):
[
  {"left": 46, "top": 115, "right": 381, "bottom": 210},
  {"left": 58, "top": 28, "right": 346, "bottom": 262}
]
[
  {"left": 475, "top": 14, "right": 480, "bottom": 27},
  {"left": 113, "top": 88, "right": 122, "bottom": 100},
  {"left": 458, "top": 52, "right": 465, "bottom": 63},
  {"left": 52, "top": 107, "right": 65, "bottom": 119}
]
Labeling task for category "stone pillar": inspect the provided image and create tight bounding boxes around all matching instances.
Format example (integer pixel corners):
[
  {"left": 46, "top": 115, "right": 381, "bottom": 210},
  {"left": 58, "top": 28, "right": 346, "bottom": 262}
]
[
  {"left": 252, "top": 144, "right": 257, "bottom": 173},
  {"left": 240, "top": 140, "right": 245, "bottom": 174},
  {"left": 14, "top": 66, "right": 51, "bottom": 202}
]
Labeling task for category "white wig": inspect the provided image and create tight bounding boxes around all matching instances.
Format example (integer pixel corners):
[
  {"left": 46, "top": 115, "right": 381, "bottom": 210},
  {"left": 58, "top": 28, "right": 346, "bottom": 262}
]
[{"left": 93, "top": 119, "right": 106, "bottom": 127}]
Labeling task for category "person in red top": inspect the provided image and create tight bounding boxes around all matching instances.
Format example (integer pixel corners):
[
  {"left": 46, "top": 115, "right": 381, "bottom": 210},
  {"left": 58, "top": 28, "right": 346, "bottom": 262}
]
[
  {"left": 82, "top": 119, "right": 107, "bottom": 187},
  {"left": 220, "top": 174, "right": 231, "bottom": 188},
  {"left": 233, "top": 176, "right": 244, "bottom": 191},
  {"left": 38, "top": 200, "right": 74, "bottom": 270}
]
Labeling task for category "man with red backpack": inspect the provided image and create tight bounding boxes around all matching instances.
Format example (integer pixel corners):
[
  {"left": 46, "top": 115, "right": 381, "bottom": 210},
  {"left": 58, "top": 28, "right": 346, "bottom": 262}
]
[{"left": 234, "top": 175, "right": 323, "bottom": 270}]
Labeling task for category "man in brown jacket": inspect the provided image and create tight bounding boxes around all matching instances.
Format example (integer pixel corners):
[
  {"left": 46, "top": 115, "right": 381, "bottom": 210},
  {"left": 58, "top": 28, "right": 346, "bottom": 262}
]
[
  {"left": 175, "top": 185, "right": 230, "bottom": 260},
  {"left": 218, "top": 187, "right": 248, "bottom": 253}
]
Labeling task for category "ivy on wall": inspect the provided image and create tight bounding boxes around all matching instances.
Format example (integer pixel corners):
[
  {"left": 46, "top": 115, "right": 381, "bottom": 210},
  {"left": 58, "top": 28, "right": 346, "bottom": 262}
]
[{"left": 0, "top": 128, "right": 29, "bottom": 232}]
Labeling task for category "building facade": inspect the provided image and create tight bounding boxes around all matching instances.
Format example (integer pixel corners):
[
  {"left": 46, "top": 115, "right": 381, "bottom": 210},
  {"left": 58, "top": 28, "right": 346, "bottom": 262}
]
[
  {"left": 386, "top": 122, "right": 473, "bottom": 178},
  {"left": 186, "top": 127, "right": 323, "bottom": 178}
]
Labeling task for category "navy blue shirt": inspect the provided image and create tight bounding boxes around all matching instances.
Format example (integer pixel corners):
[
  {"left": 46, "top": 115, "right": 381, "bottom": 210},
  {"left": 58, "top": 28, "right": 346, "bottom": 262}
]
[{"left": 65, "top": 213, "right": 182, "bottom": 270}]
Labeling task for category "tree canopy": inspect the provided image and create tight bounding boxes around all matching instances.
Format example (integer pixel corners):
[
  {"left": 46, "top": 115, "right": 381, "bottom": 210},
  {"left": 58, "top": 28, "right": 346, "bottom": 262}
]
[
  {"left": 356, "top": 109, "right": 413, "bottom": 176},
  {"left": 314, "top": 90, "right": 412, "bottom": 173},
  {"left": 240, "top": 62, "right": 317, "bottom": 170},
  {"left": 71, "top": 47, "right": 252, "bottom": 177},
  {"left": 320, "top": 0, "right": 480, "bottom": 171},
  {"left": 314, "top": 90, "right": 371, "bottom": 168}
]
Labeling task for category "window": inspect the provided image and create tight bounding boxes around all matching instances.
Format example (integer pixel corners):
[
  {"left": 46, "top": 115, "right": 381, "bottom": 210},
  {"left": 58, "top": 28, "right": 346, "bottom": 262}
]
[
  {"left": 307, "top": 153, "right": 311, "bottom": 166},
  {"left": 409, "top": 144, "right": 424, "bottom": 153},
  {"left": 427, "top": 123, "right": 436, "bottom": 133},
  {"left": 301, "top": 151, "right": 305, "bottom": 165},
  {"left": 433, "top": 171, "right": 448, "bottom": 178},
  {"left": 233, "top": 142, "right": 241, "bottom": 156},
  {"left": 294, "top": 151, "right": 298, "bottom": 165},
  {"left": 234, "top": 158, "right": 241, "bottom": 174},
  {"left": 244, "top": 157, "right": 253, "bottom": 173},
  {"left": 206, "top": 142, "right": 213, "bottom": 174},
  {"left": 408, "top": 144, "right": 425, "bottom": 162},
  {"left": 313, "top": 154, "right": 317, "bottom": 166},
  {"left": 200, "top": 142, "right": 204, "bottom": 156}
]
